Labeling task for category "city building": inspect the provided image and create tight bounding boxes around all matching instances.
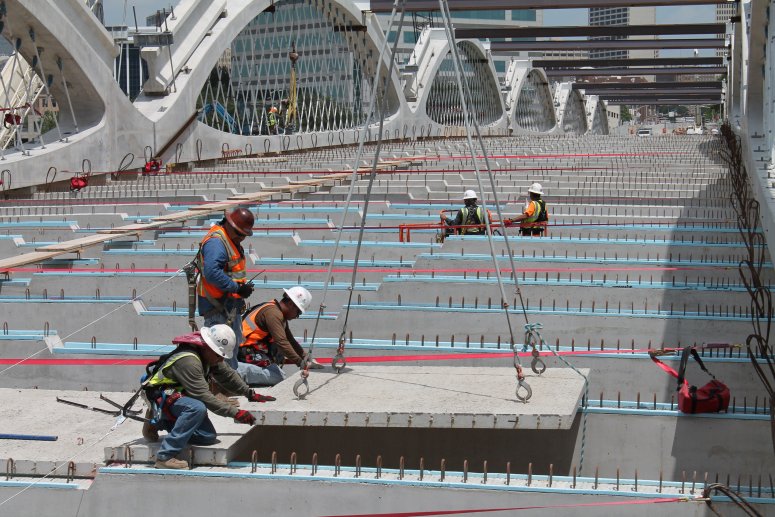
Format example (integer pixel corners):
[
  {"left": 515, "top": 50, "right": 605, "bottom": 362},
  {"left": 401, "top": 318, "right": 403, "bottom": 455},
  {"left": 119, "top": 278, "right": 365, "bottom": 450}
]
[
  {"left": 715, "top": 2, "right": 738, "bottom": 57},
  {"left": 588, "top": 7, "right": 657, "bottom": 60}
]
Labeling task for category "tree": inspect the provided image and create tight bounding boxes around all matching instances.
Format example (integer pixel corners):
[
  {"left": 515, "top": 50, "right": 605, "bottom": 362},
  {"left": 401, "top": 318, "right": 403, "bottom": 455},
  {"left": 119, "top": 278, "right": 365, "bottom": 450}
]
[
  {"left": 40, "top": 111, "right": 57, "bottom": 134},
  {"left": 620, "top": 105, "right": 632, "bottom": 123}
]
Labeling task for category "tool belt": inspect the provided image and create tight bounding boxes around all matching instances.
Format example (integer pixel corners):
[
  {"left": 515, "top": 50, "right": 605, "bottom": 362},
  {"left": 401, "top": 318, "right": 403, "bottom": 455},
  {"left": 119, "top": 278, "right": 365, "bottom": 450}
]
[{"left": 145, "top": 388, "right": 184, "bottom": 423}]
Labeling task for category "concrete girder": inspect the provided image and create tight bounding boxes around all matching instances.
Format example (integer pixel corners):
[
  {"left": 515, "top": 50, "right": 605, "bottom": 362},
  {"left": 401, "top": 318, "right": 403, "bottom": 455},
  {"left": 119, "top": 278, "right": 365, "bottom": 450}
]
[
  {"left": 534, "top": 57, "right": 724, "bottom": 68},
  {"left": 456, "top": 23, "right": 726, "bottom": 39},
  {"left": 503, "top": 61, "right": 558, "bottom": 135},
  {"left": 491, "top": 38, "right": 725, "bottom": 53},
  {"left": 544, "top": 67, "right": 727, "bottom": 77},
  {"left": 366, "top": 0, "right": 733, "bottom": 11}
]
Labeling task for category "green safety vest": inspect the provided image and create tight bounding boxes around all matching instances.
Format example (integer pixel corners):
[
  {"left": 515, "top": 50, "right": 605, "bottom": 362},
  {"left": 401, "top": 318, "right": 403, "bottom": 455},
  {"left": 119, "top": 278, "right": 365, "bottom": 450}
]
[
  {"left": 145, "top": 351, "right": 205, "bottom": 392},
  {"left": 460, "top": 206, "right": 485, "bottom": 234},
  {"left": 523, "top": 199, "right": 546, "bottom": 224},
  {"left": 268, "top": 112, "right": 277, "bottom": 127}
]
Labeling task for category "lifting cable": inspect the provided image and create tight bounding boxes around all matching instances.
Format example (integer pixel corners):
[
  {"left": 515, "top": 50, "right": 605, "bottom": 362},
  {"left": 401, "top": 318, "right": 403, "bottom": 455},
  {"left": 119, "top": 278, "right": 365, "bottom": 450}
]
[
  {"left": 294, "top": 0, "right": 407, "bottom": 398},
  {"left": 703, "top": 483, "right": 763, "bottom": 517},
  {"left": 436, "top": 0, "right": 588, "bottom": 463},
  {"left": 437, "top": 0, "right": 543, "bottom": 402}
]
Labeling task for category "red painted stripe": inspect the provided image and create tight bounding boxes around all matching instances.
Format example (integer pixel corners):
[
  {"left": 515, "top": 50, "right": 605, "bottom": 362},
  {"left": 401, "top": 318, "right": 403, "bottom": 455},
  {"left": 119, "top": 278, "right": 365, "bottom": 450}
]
[
  {"left": 0, "top": 348, "right": 676, "bottom": 367},
  {"left": 318, "top": 497, "right": 689, "bottom": 517},
  {"left": 7, "top": 266, "right": 714, "bottom": 274}
]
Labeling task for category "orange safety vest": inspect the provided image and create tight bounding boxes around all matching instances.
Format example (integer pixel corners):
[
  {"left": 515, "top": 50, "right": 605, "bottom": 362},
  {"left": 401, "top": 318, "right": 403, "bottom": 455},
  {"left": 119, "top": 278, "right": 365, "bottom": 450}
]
[
  {"left": 520, "top": 199, "right": 547, "bottom": 229},
  {"left": 240, "top": 301, "right": 277, "bottom": 354},
  {"left": 196, "top": 225, "right": 246, "bottom": 302}
]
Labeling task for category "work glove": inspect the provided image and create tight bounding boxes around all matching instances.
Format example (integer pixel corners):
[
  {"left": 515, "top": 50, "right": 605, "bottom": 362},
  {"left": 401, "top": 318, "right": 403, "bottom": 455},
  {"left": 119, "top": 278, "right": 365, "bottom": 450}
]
[
  {"left": 248, "top": 389, "right": 276, "bottom": 403},
  {"left": 236, "top": 282, "right": 254, "bottom": 298},
  {"left": 234, "top": 409, "right": 256, "bottom": 425}
]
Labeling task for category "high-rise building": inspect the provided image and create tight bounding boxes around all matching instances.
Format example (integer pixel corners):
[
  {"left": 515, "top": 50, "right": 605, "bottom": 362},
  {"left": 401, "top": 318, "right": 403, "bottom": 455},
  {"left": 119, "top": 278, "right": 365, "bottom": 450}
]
[
  {"left": 715, "top": 2, "right": 737, "bottom": 57},
  {"left": 588, "top": 7, "right": 657, "bottom": 60}
]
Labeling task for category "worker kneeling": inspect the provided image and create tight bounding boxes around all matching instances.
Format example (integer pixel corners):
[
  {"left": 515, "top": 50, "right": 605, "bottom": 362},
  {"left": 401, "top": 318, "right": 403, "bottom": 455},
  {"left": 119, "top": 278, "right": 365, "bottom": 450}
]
[
  {"left": 237, "top": 286, "right": 324, "bottom": 387},
  {"left": 142, "top": 324, "right": 275, "bottom": 470}
]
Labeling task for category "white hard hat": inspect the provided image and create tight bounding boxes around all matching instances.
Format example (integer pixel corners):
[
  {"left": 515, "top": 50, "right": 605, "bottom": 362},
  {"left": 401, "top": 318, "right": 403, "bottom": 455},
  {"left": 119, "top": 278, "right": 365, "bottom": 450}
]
[
  {"left": 200, "top": 325, "right": 236, "bottom": 359},
  {"left": 463, "top": 189, "right": 477, "bottom": 200},
  {"left": 283, "top": 286, "right": 312, "bottom": 314},
  {"left": 527, "top": 183, "right": 543, "bottom": 195}
]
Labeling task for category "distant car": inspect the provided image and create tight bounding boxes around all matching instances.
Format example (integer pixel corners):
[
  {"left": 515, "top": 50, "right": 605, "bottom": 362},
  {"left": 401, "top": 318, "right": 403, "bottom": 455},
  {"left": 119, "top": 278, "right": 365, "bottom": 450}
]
[{"left": 637, "top": 128, "right": 652, "bottom": 137}]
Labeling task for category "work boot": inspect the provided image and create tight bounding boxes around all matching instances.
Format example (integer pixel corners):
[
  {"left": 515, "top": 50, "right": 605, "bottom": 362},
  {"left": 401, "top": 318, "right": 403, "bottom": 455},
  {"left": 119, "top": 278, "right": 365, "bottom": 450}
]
[
  {"left": 154, "top": 457, "right": 189, "bottom": 470},
  {"left": 141, "top": 409, "right": 159, "bottom": 442}
]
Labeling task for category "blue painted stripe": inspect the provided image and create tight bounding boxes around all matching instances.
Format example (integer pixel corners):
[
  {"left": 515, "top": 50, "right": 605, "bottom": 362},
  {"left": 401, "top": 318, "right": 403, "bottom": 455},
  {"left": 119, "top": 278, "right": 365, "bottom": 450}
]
[
  {"left": 351, "top": 303, "right": 750, "bottom": 322},
  {"left": 139, "top": 308, "right": 337, "bottom": 319},
  {"left": 419, "top": 253, "right": 765, "bottom": 268},
  {"left": 0, "top": 278, "right": 31, "bottom": 286},
  {"left": 300, "top": 239, "right": 439, "bottom": 248},
  {"left": 0, "top": 330, "right": 53, "bottom": 340},
  {"left": 255, "top": 257, "right": 413, "bottom": 267},
  {"left": 383, "top": 275, "right": 747, "bottom": 292},
  {"left": 97, "top": 465, "right": 775, "bottom": 505},
  {"left": 0, "top": 221, "right": 75, "bottom": 228},
  {"left": 0, "top": 480, "right": 79, "bottom": 489},
  {"left": 583, "top": 406, "right": 770, "bottom": 420},
  {"left": 443, "top": 235, "right": 754, "bottom": 249},
  {"left": 0, "top": 297, "right": 131, "bottom": 303}
]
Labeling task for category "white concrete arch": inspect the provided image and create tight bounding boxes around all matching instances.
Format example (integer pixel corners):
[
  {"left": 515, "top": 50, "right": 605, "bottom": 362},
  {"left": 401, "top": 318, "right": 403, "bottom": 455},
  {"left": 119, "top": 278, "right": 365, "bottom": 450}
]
[
  {"left": 135, "top": 0, "right": 407, "bottom": 164},
  {"left": 402, "top": 28, "right": 507, "bottom": 139},
  {"left": 584, "top": 95, "right": 609, "bottom": 135},
  {"left": 504, "top": 61, "right": 557, "bottom": 135},
  {"left": 0, "top": 0, "right": 152, "bottom": 190},
  {"left": 553, "top": 82, "right": 588, "bottom": 135}
]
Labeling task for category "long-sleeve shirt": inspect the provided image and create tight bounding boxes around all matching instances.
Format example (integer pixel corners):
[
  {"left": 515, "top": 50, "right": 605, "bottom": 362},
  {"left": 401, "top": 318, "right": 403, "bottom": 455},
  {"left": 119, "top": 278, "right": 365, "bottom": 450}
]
[
  {"left": 198, "top": 236, "right": 243, "bottom": 315},
  {"left": 254, "top": 301, "right": 305, "bottom": 364},
  {"left": 166, "top": 353, "right": 250, "bottom": 418}
]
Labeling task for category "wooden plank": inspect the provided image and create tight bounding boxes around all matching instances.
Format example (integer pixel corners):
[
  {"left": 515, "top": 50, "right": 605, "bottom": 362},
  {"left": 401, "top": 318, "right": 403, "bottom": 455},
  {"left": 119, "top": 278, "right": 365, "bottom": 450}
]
[
  {"left": 36, "top": 234, "right": 125, "bottom": 252},
  {"left": 0, "top": 251, "right": 67, "bottom": 270}
]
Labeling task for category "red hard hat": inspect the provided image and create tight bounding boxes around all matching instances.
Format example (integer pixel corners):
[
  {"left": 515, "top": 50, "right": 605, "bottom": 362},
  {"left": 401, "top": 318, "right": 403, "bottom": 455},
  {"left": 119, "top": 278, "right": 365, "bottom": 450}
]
[{"left": 225, "top": 207, "right": 254, "bottom": 236}]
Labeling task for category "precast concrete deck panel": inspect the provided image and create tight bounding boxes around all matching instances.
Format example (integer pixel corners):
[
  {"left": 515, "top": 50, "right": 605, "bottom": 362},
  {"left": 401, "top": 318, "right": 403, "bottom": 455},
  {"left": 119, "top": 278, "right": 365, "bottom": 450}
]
[{"left": 253, "top": 366, "right": 587, "bottom": 430}]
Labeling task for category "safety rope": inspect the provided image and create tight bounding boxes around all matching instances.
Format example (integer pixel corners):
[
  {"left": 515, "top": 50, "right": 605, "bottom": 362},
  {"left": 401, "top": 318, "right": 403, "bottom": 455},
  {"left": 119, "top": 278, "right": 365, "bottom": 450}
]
[
  {"left": 0, "top": 268, "right": 185, "bottom": 377},
  {"left": 294, "top": 0, "right": 406, "bottom": 398},
  {"left": 436, "top": 0, "right": 534, "bottom": 400}
]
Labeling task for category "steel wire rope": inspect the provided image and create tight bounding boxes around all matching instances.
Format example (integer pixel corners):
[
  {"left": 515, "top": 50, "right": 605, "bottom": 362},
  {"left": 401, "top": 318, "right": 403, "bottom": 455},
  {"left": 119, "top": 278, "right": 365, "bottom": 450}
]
[
  {"left": 436, "top": 0, "right": 533, "bottom": 401},
  {"left": 294, "top": 0, "right": 405, "bottom": 398},
  {"left": 0, "top": 267, "right": 186, "bottom": 377}
]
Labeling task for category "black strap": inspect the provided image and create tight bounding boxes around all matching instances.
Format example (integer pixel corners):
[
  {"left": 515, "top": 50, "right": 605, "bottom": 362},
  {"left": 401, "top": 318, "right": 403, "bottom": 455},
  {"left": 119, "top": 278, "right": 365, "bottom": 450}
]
[{"left": 677, "top": 346, "right": 718, "bottom": 392}]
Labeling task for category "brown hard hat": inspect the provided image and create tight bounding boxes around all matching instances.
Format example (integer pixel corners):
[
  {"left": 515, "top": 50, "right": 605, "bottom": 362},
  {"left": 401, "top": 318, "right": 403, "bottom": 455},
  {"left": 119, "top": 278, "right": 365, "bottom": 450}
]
[{"left": 225, "top": 207, "right": 254, "bottom": 236}]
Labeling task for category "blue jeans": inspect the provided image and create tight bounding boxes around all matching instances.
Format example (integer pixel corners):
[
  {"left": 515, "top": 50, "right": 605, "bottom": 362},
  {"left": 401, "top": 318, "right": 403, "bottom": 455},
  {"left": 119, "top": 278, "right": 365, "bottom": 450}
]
[
  {"left": 156, "top": 396, "right": 217, "bottom": 461},
  {"left": 237, "top": 360, "right": 286, "bottom": 386},
  {"left": 203, "top": 302, "right": 243, "bottom": 370}
]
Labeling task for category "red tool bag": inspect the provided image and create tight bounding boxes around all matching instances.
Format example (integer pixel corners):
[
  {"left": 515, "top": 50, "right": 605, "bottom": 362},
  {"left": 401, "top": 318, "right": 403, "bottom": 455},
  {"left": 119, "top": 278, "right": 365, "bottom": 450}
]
[{"left": 650, "top": 346, "right": 730, "bottom": 414}]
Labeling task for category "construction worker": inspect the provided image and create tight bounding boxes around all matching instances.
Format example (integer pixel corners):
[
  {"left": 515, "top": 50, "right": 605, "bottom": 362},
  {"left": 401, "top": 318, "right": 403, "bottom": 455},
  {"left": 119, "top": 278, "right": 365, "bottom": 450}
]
[
  {"left": 142, "top": 325, "right": 275, "bottom": 470},
  {"left": 267, "top": 106, "right": 279, "bottom": 135},
  {"left": 197, "top": 207, "right": 255, "bottom": 369},
  {"left": 508, "top": 183, "right": 548, "bottom": 236},
  {"left": 441, "top": 190, "right": 491, "bottom": 235},
  {"left": 237, "top": 286, "right": 324, "bottom": 386}
]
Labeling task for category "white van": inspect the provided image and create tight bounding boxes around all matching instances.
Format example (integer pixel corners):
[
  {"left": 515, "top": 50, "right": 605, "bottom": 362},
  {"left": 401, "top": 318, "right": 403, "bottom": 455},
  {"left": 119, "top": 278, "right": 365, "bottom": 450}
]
[{"left": 637, "top": 128, "right": 652, "bottom": 137}]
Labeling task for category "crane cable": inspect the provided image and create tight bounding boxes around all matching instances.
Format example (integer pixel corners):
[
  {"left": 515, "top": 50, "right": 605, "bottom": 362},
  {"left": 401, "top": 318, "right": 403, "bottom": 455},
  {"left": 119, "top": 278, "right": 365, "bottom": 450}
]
[{"left": 294, "top": 0, "right": 406, "bottom": 398}]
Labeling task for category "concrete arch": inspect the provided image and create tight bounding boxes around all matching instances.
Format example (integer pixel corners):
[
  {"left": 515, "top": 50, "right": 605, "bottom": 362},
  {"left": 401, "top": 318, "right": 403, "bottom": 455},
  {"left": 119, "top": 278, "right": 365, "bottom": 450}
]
[
  {"left": 504, "top": 61, "right": 557, "bottom": 135},
  {"left": 403, "top": 28, "right": 507, "bottom": 138},
  {"left": 584, "top": 95, "right": 609, "bottom": 135},
  {"left": 554, "top": 82, "right": 588, "bottom": 135},
  {"left": 0, "top": 0, "right": 151, "bottom": 189},
  {"left": 137, "top": 0, "right": 406, "bottom": 163}
]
